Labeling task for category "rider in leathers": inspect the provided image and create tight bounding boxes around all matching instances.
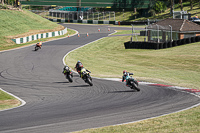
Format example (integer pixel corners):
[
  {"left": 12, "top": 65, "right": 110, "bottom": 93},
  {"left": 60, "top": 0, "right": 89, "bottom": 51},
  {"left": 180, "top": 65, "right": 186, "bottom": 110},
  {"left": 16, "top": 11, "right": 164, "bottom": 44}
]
[{"left": 122, "top": 70, "right": 133, "bottom": 86}]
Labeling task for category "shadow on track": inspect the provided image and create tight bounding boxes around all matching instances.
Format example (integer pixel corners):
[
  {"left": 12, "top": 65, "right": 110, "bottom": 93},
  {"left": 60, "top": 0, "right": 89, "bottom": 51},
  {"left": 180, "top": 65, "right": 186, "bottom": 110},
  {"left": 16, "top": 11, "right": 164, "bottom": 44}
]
[
  {"left": 108, "top": 90, "right": 139, "bottom": 93},
  {"left": 69, "top": 85, "right": 91, "bottom": 88},
  {"left": 53, "top": 81, "right": 72, "bottom": 84}
]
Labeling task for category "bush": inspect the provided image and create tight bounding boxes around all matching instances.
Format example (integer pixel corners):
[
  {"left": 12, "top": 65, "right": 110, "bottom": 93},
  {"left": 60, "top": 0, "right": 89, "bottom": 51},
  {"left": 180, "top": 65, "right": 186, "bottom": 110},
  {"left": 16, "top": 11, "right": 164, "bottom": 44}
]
[{"left": 0, "top": 4, "right": 7, "bottom": 9}]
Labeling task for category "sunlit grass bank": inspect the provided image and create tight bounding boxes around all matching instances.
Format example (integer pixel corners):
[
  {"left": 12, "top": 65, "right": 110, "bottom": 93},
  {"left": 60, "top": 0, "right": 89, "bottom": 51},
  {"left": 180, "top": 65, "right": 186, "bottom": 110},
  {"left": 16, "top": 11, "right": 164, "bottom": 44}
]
[{"left": 0, "top": 9, "right": 63, "bottom": 48}]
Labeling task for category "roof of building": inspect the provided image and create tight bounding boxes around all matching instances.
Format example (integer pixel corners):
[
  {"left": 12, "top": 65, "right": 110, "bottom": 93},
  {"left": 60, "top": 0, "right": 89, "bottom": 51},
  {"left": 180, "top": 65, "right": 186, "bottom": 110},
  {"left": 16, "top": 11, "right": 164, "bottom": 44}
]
[{"left": 147, "top": 18, "right": 200, "bottom": 32}]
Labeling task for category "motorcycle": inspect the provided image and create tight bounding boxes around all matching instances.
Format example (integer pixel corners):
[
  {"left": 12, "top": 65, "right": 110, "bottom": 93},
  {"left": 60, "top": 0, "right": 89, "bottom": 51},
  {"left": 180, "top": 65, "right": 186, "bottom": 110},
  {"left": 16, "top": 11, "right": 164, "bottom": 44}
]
[
  {"left": 35, "top": 43, "right": 41, "bottom": 51},
  {"left": 124, "top": 73, "right": 140, "bottom": 91},
  {"left": 63, "top": 66, "right": 73, "bottom": 83},
  {"left": 80, "top": 68, "right": 93, "bottom": 86}
]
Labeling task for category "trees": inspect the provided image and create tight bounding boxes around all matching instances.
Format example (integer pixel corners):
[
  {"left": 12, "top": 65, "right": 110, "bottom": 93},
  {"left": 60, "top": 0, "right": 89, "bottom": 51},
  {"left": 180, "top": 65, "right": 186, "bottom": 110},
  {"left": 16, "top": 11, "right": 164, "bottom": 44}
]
[{"left": 152, "top": 1, "right": 167, "bottom": 13}]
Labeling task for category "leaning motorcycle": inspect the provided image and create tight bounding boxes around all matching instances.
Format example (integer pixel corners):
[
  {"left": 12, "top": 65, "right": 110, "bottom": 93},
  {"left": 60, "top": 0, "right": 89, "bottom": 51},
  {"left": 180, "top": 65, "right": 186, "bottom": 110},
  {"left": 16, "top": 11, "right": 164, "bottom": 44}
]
[
  {"left": 125, "top": 73, "right": 140, "bottom": 91},
  {"left": 63, "top": 67, "right": 73, "bottom": 83},
  {"left": 35, "top": 44, "right": 41, "bottom": 51},
  {"left": 81, "top": 68, "right": 93, "bottom": 86}
]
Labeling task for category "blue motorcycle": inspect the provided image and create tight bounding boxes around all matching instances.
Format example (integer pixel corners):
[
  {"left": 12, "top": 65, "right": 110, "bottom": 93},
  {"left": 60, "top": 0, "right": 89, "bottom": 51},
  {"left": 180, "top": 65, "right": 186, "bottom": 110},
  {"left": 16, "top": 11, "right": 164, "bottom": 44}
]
[{"left": 123, "top": 73, "right": 140, "bottom": 91}]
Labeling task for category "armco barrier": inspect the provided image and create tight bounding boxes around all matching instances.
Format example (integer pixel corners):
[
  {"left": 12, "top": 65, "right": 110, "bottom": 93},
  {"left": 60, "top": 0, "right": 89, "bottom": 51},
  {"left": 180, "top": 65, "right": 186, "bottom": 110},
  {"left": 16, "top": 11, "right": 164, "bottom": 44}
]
[{"left": 12, "top": 27, "right": 67, "bottom": 44}]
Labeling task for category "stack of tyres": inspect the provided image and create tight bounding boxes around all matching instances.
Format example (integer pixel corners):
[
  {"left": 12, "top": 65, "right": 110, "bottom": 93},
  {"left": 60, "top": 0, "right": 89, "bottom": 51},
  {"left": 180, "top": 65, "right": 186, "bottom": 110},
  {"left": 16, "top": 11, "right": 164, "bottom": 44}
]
[
  {"left": 172, "top": 40, "right": 177, "bottom": 47},
  {"left": 177, "top": 39, "right": 181, "bottom": 46},
  {"left": 163, "top": 42, "right": 167, "bottom": 48},
  {"left": 191, "top": 36, "right": 196, "bottom": 43},
  {"left": 124, "top": 41, "right": 130, "bottom": 49},
  {"left": 154, "top": 43, "right": 159, "bottom": 50},
  {"left": 167, "top": 41, "right": 172, "bottom": 48},
  {"left": 159, "top": 42, "right": 163, "bottom": 49},
  {"left": 180, "top": 38, "right": 186, "bottom": 45},
  {"left": 195, "top": 36, "right": 200, "bottom": 42},
  {"left": 186, "top": 38, "right": 191, "bottom": 44},
  {"left": 138, "top": 42, "right": 142, "bottom": 49},
  {"left": 132, "top": 42, "right": 136, "bottom": 48}
]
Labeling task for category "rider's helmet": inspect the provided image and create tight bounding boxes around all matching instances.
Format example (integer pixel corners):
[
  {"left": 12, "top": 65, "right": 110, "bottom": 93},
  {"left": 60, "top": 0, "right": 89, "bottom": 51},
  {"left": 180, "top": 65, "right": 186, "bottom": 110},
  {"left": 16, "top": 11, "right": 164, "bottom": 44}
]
[
  {"left": 65, "top": 65, "right": 68, "bottom": 68},
  {"left": 64, "top": 65, "right": 68, "bottom": 69},
  {"left": 77, "top": 60, "right": 83, "bottom": 68},
  {"left": 123, "top": 70, "right": 128, "bottom": 76}
]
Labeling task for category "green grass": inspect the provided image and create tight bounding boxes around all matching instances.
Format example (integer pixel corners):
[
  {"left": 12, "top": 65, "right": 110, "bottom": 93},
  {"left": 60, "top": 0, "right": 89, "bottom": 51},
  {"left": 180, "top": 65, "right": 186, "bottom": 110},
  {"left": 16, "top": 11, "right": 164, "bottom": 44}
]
[{"left": 0, "top": 90, "right": 14, "bottom": 100}]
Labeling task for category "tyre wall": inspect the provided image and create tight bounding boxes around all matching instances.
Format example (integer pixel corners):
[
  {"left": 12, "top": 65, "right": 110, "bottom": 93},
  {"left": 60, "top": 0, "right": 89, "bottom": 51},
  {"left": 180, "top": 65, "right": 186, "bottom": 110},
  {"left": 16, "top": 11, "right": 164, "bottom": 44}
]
[{"left": 124, "top": 36, "right": 200, "bottom": 50}]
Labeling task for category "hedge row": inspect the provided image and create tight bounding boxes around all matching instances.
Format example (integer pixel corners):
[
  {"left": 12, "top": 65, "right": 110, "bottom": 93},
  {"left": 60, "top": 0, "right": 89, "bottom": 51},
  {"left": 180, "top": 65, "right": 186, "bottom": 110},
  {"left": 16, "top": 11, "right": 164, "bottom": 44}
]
[{"left": 124, "top": 36, "right": 200, "bottom": 50}]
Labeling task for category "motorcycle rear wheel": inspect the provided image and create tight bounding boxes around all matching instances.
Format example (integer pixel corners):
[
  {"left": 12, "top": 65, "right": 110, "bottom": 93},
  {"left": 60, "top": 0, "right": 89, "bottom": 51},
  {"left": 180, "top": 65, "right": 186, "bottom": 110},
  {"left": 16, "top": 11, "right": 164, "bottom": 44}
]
[
  {"left": 35, "top": 46, "right": 39, "bottom": 51},
  {"left": 67, "top": 75, "right": 73, "bottom": 83},
  {"left": 130, "top": 81, "right": 140, "bottom": 91}
]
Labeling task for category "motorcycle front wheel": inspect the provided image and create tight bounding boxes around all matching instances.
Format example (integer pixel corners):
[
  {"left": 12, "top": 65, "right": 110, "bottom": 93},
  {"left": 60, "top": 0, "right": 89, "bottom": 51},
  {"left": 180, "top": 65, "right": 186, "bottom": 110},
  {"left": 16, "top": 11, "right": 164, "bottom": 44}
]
[{"left": 87, "top": 77, "right": 93, "bottom": 86}]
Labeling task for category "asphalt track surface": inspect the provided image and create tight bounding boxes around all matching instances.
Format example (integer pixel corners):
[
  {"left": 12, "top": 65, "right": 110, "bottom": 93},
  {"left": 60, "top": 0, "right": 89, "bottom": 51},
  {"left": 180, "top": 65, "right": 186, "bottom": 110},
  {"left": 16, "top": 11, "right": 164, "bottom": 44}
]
[{"left": 0, "top": 24, "right": 200, "bottom": 133}]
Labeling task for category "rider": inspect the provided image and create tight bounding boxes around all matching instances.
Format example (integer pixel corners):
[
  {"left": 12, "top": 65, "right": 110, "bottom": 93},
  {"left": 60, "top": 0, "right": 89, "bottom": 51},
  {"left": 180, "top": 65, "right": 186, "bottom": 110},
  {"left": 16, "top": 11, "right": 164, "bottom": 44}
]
[
  {"left": 75, "top": 60, "right": 83, "bottom": 76},
  {"left": 80, "top": 67, "right": 91, "bottom": 78},
  {"left": 122, "top": 70, "right": 133, "bottom": 86},
  {"left": 36, "top": 41, "right": 42, "bottom": 48},
  {"left": 63, "top": 65, "right": 73, "bottom": 76}
]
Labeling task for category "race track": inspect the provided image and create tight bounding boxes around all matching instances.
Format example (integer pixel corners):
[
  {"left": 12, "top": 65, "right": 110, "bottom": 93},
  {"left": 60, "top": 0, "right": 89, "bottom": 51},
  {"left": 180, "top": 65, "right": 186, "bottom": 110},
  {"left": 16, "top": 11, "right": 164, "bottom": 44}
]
[{"left": 0, "top": 24, "right": 199, "bottom": 133}]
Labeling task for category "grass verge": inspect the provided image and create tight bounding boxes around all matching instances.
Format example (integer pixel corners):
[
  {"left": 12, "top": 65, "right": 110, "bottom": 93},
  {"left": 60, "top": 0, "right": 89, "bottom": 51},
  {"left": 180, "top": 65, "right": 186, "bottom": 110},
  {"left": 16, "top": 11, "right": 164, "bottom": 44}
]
[{"left": 74, "top": 106, "right": 200, "bottom": 133}]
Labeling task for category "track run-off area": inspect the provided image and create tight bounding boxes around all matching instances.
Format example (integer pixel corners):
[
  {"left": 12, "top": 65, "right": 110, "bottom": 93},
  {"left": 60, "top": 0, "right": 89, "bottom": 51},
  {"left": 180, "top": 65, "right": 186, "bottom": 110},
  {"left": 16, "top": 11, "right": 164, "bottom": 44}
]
[{"left": 0, "top": 24, "right": 199, "bottom": 133}]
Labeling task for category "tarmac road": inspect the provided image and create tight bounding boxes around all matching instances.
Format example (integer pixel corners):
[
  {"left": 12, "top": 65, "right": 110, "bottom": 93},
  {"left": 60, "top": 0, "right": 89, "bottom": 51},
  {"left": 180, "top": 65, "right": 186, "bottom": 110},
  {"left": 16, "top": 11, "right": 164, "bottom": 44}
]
[{"left": 0, "top": 24, "right": 199, "bottom": 133}]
